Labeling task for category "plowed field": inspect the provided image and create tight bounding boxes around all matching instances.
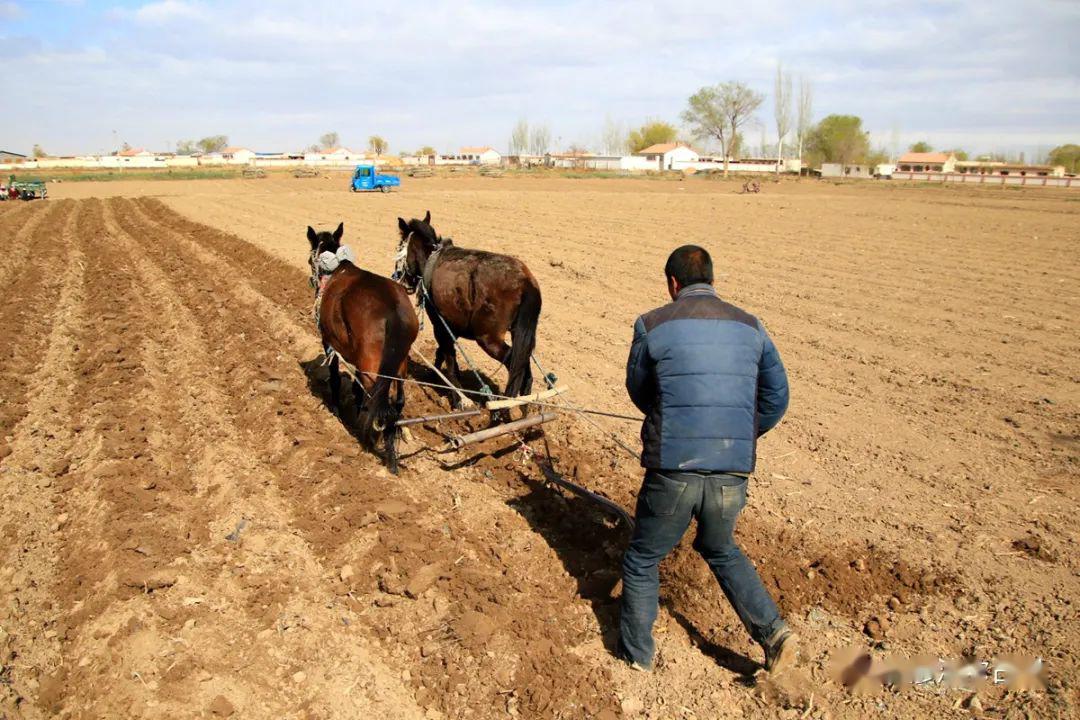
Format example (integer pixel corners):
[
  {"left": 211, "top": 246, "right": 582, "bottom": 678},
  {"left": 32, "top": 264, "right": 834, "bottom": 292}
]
[{"left": 2, "top": 178, "right": 1077, "bottom": 719}]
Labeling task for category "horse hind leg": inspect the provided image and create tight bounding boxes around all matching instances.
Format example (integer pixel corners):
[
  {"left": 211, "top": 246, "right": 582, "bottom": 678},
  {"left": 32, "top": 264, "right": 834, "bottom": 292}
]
[
  {"left": 352, "top": 378, "right": 367, "bottom": 415},
  {"left": 328, "top": 353, "right": 342, "bottom": 416},
  {"left": 433, "top": 323, "right": 465, "bottom": 408},
  {"left": 475, "top": 335, "right": 518, "bottom": 420},
  {"left": 384, "top": 379, "right": 406, "bottom": 474},
  {"left": 384, "top": 422, "right": 399, "bottom": 474}
]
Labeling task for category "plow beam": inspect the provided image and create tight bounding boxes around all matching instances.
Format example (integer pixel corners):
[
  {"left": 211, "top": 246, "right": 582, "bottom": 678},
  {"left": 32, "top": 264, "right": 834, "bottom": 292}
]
[
  {"left": 447, "top": 412, "right": 556, "bottom": 450},
  {"left": 396, "top": 408, "right": 485, "bottom": 427},
  {"left": 485, "top": 386, "right": 567, "bottom": 411}
]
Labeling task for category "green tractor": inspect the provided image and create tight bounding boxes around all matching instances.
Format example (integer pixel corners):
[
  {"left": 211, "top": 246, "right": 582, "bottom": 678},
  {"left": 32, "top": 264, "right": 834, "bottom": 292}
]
[{"left": 2, "top": 174, "right": 48, "bottom": 201}]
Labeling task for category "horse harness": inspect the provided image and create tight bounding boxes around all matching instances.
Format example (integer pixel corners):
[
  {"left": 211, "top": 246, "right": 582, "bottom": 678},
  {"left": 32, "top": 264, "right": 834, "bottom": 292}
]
[
  {"left": 310, "top": 244, "right": 357, "bottom": 323},
  {"left": 309, "top": 244, "right": 368, "bottom": 395},
  {"left": 421, "top": 244, "right": 445, "bottom": 298},
  {"left": 409, "top": 241, "right": 495, "bottom": 400}
]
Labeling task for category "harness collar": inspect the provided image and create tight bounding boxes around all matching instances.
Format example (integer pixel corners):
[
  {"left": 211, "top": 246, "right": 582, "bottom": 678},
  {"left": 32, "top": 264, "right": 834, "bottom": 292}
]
[
  {"left": 310, "top": 244, "right": 357, "bottom": 325},
  {"left": 421, "top": 245, "right": 445, "bottom": 295},
  {"left": 311, "top": 244, "right": 356, "bottom": 286}
]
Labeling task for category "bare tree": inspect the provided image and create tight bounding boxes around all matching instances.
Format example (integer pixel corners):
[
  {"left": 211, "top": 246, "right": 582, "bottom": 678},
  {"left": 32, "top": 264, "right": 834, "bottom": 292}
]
[
  {"left": 796, "top": 76, "right": 813, "bottom": 168},
  {"left": 529, "top": 124, "right": 551, "bottom": 156},
  {"left": 600, "top": 116, "right": 626, "bottom": 155},
  {"left": 682, "top": 81, "right": 764, "bottom": 177},
  {"left": 773, "top": 63, "right": 792, "bottom": 177},
  {"left": 32, "top": 144, "right": 47, "bottom": 158},
  {"left": 368, "top": 135, "right": 388, "bottom": 155},
  {"left": 509, "top": 119, "right": 530, "bottom": 156},
  {"left": 319, "top": 131, "right": 340, "bottom": 150},
  {"left": 196, "top": 135, "right": 228, "bottom": 154}
]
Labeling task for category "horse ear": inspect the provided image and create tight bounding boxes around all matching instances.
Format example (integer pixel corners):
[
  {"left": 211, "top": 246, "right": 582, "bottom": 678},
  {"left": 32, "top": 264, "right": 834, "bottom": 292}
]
[
  {"left": 398, "top": 217, "right": 409, "bottom": 235},
  {"left": 333, "top": 222, "right": 344, "bottom": 241},
  {"left": 307, "top": 226, "right": 318, "bottom": 248},
  {"left": 423, "top": 210, "right": 431, "bottom": 224}
]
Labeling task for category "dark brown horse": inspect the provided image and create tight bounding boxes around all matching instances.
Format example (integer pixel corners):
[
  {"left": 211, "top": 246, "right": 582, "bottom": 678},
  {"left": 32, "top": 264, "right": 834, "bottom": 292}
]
[
  {"left": 309, "top": 223, "right": 419, "bottom": 472},
  {"left": 395, "top": 211, "right": 541, "bottom": 407}
]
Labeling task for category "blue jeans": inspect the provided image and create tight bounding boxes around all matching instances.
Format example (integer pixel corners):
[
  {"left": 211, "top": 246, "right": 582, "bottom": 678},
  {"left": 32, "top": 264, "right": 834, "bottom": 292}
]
[{"left": 619, "top": 470, "right": 784, "bottom": 668}]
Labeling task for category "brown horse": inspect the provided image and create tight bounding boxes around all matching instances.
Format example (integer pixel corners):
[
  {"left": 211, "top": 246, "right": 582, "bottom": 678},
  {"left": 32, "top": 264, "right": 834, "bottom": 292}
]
[
  {"left": 395, "top": 211, "right": 542, "bottom": 407},
  {"left": 309, "top": 223, "right": 419, "bottom": 473}
]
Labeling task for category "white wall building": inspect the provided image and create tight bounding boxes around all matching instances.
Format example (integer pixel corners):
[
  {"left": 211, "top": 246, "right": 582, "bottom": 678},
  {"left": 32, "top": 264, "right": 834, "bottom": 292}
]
[
  {"left": 221, "top": 146, "right": 256, "bottom": 164},
  {"left": 436, "top": 146, "right": 501, "bottom": 165},
  {"left": 635, "top": 143, "right": 699, "bottom": 170},
  {"left": 304, "top": 147, "right": 365, "bottom": 165},
  {"left": 461, "top": 146, "right": 501, "bottom": 165}
]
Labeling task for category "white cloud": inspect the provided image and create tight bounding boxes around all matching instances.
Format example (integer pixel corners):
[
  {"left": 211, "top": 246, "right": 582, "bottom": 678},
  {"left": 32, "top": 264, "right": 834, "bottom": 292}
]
[
  {"left": 3, "top": 0, "right": 1078, "bottom": 156},
  {"left": 133, "top": 0, "right": 206, "bottom": 25},
  {"left": 0, "top": 1, "right": 23, "bottom": 21}
]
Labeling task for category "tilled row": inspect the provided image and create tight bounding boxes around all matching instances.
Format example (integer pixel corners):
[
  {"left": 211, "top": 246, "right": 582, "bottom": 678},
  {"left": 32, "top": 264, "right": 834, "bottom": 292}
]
[
  {"left": 1, "top": 196, "right": 994, "bottom": 720},
  {"left": 130, "top": 198, "right": 965, "bottom": 703},
  {"left": 98, "top": 198, "right": 621, "bottom": 718}
]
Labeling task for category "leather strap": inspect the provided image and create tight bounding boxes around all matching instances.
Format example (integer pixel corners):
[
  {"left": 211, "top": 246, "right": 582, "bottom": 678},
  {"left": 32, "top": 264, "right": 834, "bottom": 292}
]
[{"left": 421, "top": 246, "right": 443, "bottom": 295}]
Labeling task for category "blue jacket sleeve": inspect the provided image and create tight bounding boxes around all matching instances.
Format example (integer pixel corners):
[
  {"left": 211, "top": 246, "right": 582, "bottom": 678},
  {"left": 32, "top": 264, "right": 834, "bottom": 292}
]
[
  {"left": 625, "top": 316, "right": 654, "bottom": 414},
  {"left": 756, "top": 323, "right": 789, "bottom": 435}
]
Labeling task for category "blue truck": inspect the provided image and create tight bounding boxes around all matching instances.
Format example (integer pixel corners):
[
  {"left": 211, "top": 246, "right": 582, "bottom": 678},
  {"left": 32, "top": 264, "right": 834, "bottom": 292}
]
[{"left": 350, "top": 164, "right": 401, "bottom": 193}]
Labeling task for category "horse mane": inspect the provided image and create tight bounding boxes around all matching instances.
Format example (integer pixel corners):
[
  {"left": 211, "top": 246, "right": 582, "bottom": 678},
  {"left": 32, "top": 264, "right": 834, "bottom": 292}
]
[{"left": 407, "top": 218, "right": 441, "bottom": 249}]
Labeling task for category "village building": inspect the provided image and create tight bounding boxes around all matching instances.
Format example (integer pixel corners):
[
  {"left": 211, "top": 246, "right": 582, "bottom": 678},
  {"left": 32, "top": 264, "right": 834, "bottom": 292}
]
[
  {"left": 221, "top": 146, "right": 256, "bottom": 164},
  {"left": 0, "top": 150, "right": 27, "bottom": 162},
  {"left": 546, "top": 150, "right": 597, "bottom": 169},
  {"left": 636, "top": 143, "right": 699, "bottom": 171},
  {"left": 460, "top": 146, "right": 501, "bottom": 164},
  {"left": 437, "top": 147, "right": 502, "bottom": 165},
  {"left": 117, "top": 147, "right": 155, "bottom": 159},
  {"left": 504, "top": 154, "right": 545, "bottom": 168},
  {"left": 896, "top": 152, "right": 957, "bottom": 173},
  {"left": 688, "top": 157, "right": 801, "bottom": 174},
  {"left": 955, "top": 160, "right": 1064, "bottom": 177},
  {"left": 821, "top": 163, "right": 875, "bottom": 179},
  {"left": 303, "top": 147, "right": 365, "bottom": 164}
]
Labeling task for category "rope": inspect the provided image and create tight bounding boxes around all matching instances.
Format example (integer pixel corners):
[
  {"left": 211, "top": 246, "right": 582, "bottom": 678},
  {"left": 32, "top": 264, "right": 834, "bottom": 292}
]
[
  {"left": 531, "top": 353, "right": 558, "bottom": 389},
  {"left": 353, "top": 367, "right": 642, "bottom": 423},
  {"left": 417, "top": 279, "right": 494, "bottom": 400},
  {"left": 527, "top": 348, "right": 640, "bottom": 460},
  {"left": 390, "top": 240, "right": 639, "bottom": 460}
]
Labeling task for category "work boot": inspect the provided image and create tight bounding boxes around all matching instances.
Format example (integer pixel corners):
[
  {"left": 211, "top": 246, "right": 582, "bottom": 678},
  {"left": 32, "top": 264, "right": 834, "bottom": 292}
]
[
  {"left": 616, "top": 639, "right": 653, "bottom": 672},
  {"left": 763, "top": 626, "right": 798, "bottom": 674}
]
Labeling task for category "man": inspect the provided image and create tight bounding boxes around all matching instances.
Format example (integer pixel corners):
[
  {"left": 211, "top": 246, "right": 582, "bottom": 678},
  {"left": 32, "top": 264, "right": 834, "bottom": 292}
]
[{"left": 620, "top": 244, "right": 795, "bottom": 673}]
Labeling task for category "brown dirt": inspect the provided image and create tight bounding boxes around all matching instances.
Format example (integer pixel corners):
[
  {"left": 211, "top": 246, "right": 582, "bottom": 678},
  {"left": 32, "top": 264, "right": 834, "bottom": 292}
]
[{"left": 3, "top": 177, "right": 1078, "bottom": 719}]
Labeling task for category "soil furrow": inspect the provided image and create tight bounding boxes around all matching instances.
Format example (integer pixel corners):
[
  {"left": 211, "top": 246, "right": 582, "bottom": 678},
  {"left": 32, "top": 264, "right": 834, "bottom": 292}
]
[
  {"left": 0, "top": 201, "right": 85, "bottom": 718},
  {"left": 107, "top": 197, "right": 627, "bottom": 719},
  {"left": 126, "top": 196, "right": 987, "bottom": 717},
  {"left": 83, "top": 197, "right": 428, "bottom": 719}
]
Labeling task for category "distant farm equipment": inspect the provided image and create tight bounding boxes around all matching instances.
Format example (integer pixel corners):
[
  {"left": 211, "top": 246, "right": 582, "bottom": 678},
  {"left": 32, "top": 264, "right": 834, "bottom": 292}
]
[
  {"left": 351, "top": 164, "right": 401, "bottom": 193},
  {"left": 2, "top": 176, "right": 47, "bottom": 200}
]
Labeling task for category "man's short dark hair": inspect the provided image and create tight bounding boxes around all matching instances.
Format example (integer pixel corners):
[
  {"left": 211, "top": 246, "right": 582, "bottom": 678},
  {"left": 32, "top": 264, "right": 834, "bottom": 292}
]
[{"left": 664, "top": 245, "right": 713, "bottom": 286}]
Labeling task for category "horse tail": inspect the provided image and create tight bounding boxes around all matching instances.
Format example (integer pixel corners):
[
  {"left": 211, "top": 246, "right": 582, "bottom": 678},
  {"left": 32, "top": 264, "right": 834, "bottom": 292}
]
[
  {"left": 506, "top": 277, "right": 541, "bottom": 399},
  {"left": 362, "top": 301, "right": 415, "bottom": 473}
]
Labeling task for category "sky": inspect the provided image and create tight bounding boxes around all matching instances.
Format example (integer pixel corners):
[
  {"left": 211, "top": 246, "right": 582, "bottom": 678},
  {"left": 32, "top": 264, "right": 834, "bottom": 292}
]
[{"left": 2, "top": 0, "right": 1078, "bottom": 158}]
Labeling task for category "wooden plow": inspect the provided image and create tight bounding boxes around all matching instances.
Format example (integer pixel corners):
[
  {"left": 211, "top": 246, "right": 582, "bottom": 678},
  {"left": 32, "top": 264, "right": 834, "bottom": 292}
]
[
  {"left": 395, "top": 367, "right": 568, "bottom": 451},
  {"left": 394, "top": 373, "right": 636, "bottom": 530}
]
